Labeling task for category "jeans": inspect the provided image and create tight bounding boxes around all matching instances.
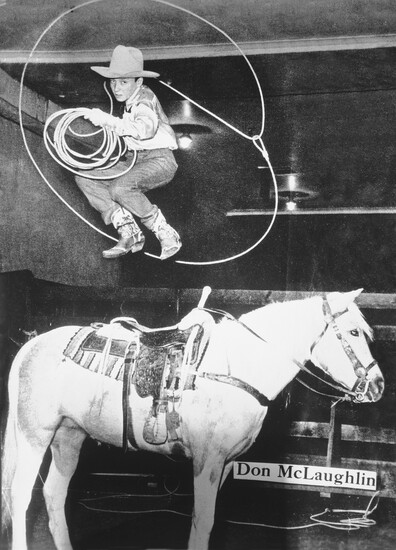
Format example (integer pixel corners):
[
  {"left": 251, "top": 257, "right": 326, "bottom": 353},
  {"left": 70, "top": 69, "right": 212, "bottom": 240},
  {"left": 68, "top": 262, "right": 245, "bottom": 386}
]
[{"left": 75, "top": 148, "right": 178, "bottom": 224}]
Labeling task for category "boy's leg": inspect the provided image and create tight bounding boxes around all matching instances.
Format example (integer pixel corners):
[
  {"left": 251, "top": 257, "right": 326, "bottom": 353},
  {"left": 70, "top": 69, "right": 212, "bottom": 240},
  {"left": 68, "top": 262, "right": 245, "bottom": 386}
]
[
  {"left": 75, "top": 155, "right": 137, "bottom": 224},
  {"left": 74, "top": 164, "right": 145, "bottom": 257},
  {"left": 102, "top": 207, "right": 145, "bottom": 259},
  {"left": 141, "top": 208, "right": 181, "bottom": 260},
  {"left": 108, "top": 149, "right": 182, "bottom": 259},
  {"left": 74, "top": 150, "right": 181, "bottom": 259},
  {"left": 108, "top": 149, "right": 178, "bottom": 218},
  {"left": 75, "top": 173, "right": 117, "bottom": 225}
]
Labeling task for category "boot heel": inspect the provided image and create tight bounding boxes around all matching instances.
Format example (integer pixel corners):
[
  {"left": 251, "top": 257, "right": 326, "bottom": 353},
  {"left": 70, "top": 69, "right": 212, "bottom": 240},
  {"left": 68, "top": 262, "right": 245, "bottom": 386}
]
[
  {"left": 102, "top": 235, "right": 145, "bottom": 259},
  {"left": 143, "top": 209, "right": 182, "bottom": 260},
  {"left": 131, "top": 237, "right": 145, "bottom": 253}
]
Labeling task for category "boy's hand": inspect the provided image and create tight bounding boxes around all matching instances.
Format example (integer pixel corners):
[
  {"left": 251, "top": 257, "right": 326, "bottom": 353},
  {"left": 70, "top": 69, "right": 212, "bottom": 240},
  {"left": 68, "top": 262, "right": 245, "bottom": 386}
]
[{"left": 84, "top": 108, "right": 115, "bottom": 128}]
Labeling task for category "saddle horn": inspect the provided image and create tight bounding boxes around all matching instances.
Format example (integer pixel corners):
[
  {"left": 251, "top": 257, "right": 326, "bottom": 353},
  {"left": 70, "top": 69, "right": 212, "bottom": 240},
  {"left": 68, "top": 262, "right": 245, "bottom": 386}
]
[{"left": 198, "top": 286, "right": 212, "bottom": 308}]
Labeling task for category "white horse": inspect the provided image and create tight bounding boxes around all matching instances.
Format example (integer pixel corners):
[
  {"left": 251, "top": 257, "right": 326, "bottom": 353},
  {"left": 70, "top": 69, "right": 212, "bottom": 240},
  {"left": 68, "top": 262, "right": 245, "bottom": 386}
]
[{"left": 1, "top": 289, "right": 384, "bottom": 550}]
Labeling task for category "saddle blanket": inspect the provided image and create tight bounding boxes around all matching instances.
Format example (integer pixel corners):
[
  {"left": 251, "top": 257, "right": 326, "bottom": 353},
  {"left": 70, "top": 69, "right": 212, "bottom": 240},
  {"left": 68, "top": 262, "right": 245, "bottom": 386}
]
[{"left": 63, "top": 326, "right": 130, "bottom": 381}]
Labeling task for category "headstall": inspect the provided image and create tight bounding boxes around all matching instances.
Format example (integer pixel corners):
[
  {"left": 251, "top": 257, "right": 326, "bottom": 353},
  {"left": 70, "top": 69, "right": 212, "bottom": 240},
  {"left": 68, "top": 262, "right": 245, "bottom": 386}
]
[{"left": 199, "top": 299, "right": 377, "bottom": 404}]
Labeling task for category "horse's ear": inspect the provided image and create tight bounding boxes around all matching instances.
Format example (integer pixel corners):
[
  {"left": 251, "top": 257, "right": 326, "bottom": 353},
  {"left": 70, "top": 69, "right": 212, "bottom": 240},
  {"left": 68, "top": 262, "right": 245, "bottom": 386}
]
[{"left": 326, "top": 289, "right": 364, "bottom": 312}]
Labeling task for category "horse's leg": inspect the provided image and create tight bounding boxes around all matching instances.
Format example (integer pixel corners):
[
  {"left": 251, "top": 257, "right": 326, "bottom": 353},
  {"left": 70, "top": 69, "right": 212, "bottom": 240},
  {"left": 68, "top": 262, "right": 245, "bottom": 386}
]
[
  {"left": 188, "top": 455, "right": 226, "bottom": 550},
  {"left": 8, "top": 430, "right": 52, "bottom": 550},
  {"left": 43, "top": 420, "right": 87, "bottom": 550}
]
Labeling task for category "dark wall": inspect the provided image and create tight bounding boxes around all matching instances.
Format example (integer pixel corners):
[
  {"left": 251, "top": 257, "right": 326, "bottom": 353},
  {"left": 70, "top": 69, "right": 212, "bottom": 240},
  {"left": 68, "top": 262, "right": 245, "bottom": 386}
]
[
  {"left": 1, "top": 60, "right": 395, "bottom": 291},
  {"left": 0, "top": 116, "right": 123, "bottom": 286},
  {"left": 0, "top": 271, "right": 35, "bottom": 416}
]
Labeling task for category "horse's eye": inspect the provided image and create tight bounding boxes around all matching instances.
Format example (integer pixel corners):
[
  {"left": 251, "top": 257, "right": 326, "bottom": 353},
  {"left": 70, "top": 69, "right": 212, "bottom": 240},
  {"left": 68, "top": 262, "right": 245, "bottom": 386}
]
[{"left": 350, "top": 329, "right": 359, "bottom": 337}]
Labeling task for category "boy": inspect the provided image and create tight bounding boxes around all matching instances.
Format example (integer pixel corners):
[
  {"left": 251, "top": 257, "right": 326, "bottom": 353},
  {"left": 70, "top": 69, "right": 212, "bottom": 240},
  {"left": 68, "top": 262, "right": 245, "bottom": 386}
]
[{"left": 75, "top": 45, "right": 181, "bottom": 260}]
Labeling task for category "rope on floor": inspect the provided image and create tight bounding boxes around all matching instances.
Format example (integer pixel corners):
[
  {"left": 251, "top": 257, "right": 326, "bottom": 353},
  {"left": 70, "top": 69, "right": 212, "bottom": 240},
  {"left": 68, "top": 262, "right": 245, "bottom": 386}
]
[
  {"left": 77, "top": 487, "right": 380, "bottom": 532},
  {"left": 226, "top": 491, "right": 380, "bottom": 531}
]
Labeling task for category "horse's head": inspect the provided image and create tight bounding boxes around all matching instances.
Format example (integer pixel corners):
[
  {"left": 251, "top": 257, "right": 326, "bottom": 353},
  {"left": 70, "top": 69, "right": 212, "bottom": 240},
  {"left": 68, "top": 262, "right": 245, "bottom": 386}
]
[{"left": 310, "top": 289, "right": 384, "bottom": 403}]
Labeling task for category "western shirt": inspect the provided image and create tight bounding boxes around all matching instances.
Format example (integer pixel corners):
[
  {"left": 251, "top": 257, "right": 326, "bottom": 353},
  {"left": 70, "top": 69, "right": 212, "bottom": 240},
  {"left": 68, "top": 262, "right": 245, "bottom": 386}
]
[{"left": 105, "top": 85, "right": 178, "bottom": 151}]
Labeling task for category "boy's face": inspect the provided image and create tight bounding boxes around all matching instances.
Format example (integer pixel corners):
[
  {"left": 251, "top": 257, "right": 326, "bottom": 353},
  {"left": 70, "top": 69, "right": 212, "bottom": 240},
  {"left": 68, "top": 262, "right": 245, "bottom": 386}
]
[{"left": 110, "top": 77, "right": 142, "bottom": 102}]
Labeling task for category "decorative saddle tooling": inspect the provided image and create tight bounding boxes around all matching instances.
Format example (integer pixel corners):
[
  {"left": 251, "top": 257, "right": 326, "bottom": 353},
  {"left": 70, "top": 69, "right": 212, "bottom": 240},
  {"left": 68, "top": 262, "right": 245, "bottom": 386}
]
[{"left": 63, "top": 311, "right": 214, "bottom": 449}]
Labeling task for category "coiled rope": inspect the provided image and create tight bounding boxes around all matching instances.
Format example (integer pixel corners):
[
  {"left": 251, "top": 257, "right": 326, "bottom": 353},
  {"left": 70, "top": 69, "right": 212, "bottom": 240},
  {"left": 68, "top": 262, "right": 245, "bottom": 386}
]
[
  {"left": 43, "top": 83, "right": 137, "bottom": 179},
  {"left": 21, "top": 0, "right": 279, "bottom": 264},
  {"left": 308, "top": 492, "right": 379, "bottom": 530}
]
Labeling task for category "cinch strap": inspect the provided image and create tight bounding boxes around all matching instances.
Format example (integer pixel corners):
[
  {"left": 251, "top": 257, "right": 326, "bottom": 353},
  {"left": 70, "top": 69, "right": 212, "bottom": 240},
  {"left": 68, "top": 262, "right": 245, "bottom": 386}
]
[{"left": 199, "top": 371, "right": 270, "bottom": 407}]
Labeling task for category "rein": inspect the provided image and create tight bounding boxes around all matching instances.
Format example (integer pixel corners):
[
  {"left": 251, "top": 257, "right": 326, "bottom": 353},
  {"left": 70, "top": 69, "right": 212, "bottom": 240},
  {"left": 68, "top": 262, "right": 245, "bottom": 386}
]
[
  {"left": 320, "top": 300, "right": 378, "bottom": 400},
  {"left": 199, "top": 301, "right": 375, "bottom": 404}
]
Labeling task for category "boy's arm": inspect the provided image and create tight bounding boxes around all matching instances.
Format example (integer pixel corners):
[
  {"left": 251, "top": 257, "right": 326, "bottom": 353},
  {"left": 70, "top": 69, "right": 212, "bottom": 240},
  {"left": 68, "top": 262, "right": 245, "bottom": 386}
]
[{"left": 84, "top": 102, "right": 158, "bottom": 140}]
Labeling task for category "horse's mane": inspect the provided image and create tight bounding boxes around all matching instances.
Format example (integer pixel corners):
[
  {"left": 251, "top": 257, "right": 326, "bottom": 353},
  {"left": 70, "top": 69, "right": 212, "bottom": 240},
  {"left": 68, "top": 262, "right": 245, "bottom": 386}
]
[{"left": 239, "top": 296, "right": 373, "bottom": 341}]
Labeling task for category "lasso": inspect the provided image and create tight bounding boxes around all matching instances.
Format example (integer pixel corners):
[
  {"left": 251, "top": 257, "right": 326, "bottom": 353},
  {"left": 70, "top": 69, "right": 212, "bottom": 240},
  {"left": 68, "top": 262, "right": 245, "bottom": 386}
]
[
  {"left": 20, "top": 0, "right": 279, "bottom": 265},
  {"left": 44, "top": 83, "right": 137, "bottom": 179}
]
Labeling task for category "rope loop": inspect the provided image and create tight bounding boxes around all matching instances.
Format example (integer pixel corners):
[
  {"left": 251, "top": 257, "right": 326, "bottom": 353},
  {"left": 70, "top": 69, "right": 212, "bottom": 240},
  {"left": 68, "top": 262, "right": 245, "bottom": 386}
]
[
  {"left": 44, "top": 107, "right": 137, "bottom": 180},
  {"left": 21, "top": 0, "right": 279, "bottom": 263}
]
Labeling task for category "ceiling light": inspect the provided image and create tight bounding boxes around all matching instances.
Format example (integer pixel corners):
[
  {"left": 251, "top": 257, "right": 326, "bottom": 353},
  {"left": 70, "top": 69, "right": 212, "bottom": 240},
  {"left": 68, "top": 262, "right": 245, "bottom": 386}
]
[
  {"left": 178, "top": 133, "right": 193, "bottom": 149},
  {"left": 288, "top": 174, "right": 297, "bottom": 190},
  {"left": 183, "top": 100, "right": 192, "bottom": 118},
  {"left": 270, "top": 173, "right": 318, "bottom": 210},
  {"left": 286, "top": 199, "right": 297, "bottom": 211}
]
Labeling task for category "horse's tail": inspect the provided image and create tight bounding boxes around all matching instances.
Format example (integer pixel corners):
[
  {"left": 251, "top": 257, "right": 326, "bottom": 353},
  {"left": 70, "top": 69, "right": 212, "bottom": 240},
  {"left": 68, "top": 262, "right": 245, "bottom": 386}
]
[
  {"left": 1, "top": 351, "right": 21, "bottom": 535},
  {"left": 1, "top": 412, "right": 17, "bottom": 534}
]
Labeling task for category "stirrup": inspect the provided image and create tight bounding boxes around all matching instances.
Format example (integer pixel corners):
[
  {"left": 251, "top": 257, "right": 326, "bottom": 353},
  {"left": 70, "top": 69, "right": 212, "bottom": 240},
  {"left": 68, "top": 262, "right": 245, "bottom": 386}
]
[{"left": 143, "top": 408, "right": 168, "bottom": 445}]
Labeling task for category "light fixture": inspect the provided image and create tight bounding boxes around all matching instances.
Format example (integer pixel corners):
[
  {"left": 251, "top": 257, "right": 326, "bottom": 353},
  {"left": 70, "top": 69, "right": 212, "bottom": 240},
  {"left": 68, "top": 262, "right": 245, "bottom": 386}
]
[
  {"left": 269, "top": 173, "right": 318, "bottom": 211},
  {"left": 178, "top": 133, "right": 193, "bottom": 149},
  {"left": 171, "top": 124, "right": 212, "bottom": 151},
  {"left": 183, "top": 100, "right": 192, "bottom": 118},
  {"left": 288, "top": 174, "right": 297, "bottom": 190},
  {"left": 286, "top": 198, "right": 297, "bottom": 211},
  {"left": 279, "top": 189, "right": 313, "bottom": 212}
]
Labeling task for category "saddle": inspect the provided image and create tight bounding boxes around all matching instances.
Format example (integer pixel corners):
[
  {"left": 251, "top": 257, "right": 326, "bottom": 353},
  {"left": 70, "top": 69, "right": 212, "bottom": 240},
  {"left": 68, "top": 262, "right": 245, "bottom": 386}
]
[{"left": 63, "top": 310, "right": 215, "bottom": 448}]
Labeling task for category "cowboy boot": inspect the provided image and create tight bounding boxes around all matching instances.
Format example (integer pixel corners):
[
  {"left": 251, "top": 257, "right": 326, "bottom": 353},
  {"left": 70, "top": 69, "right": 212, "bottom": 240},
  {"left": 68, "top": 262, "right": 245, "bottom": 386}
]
[
  {"left": 142, "top": 208, "right": 181, "bottom": 260},
  {"left": 103, "top": 208, "right": 145, "bottom": 259}
]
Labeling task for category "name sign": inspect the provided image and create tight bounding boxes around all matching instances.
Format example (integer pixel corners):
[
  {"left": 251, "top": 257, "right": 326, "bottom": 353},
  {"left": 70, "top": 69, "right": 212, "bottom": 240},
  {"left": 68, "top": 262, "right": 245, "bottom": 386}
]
[{"left": 234, "top": 461, "right": 377, "bottom": 491}]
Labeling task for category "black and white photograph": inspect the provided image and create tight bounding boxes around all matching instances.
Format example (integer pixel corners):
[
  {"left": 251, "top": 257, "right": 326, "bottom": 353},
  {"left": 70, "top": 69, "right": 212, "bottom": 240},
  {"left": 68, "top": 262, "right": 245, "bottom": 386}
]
[{"left": 0, "top": 1, "right": 395, "bottom": 548}]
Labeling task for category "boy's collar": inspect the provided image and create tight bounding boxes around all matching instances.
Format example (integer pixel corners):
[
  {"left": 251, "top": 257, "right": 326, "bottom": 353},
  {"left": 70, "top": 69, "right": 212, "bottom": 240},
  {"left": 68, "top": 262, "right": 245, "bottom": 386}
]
[{"left": 125, "top": 84, "right": 142, "bottom": 109}]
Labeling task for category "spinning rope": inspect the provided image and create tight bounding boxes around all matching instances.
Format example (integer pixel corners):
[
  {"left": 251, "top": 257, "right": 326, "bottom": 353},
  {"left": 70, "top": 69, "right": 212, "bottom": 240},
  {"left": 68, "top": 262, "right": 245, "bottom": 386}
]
[{"left": 20, "top": 0, "right": 279, "bottom": 265}]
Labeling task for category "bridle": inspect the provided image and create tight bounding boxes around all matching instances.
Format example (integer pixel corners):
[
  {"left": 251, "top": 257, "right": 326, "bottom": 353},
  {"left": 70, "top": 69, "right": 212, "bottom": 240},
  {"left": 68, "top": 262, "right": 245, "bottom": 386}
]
[
  {"left": 200, "top": 298, "right": 378, "bottom": 404},
  {"left": 307, "top": 298, "right": 378, "bottom": 402}
]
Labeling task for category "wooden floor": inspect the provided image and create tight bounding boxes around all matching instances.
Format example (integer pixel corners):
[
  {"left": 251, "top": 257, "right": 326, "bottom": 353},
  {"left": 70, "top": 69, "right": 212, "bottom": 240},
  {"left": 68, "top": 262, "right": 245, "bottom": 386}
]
[{"left": 3, "top": 473, "right": 396, "bottom": 550}]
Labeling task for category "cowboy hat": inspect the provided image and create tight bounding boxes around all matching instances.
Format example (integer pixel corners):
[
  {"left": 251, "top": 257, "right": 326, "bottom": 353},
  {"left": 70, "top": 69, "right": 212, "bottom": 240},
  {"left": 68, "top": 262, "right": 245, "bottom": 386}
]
[{"left": 91, "top": 45, "right": 160, "bottom": 78}]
